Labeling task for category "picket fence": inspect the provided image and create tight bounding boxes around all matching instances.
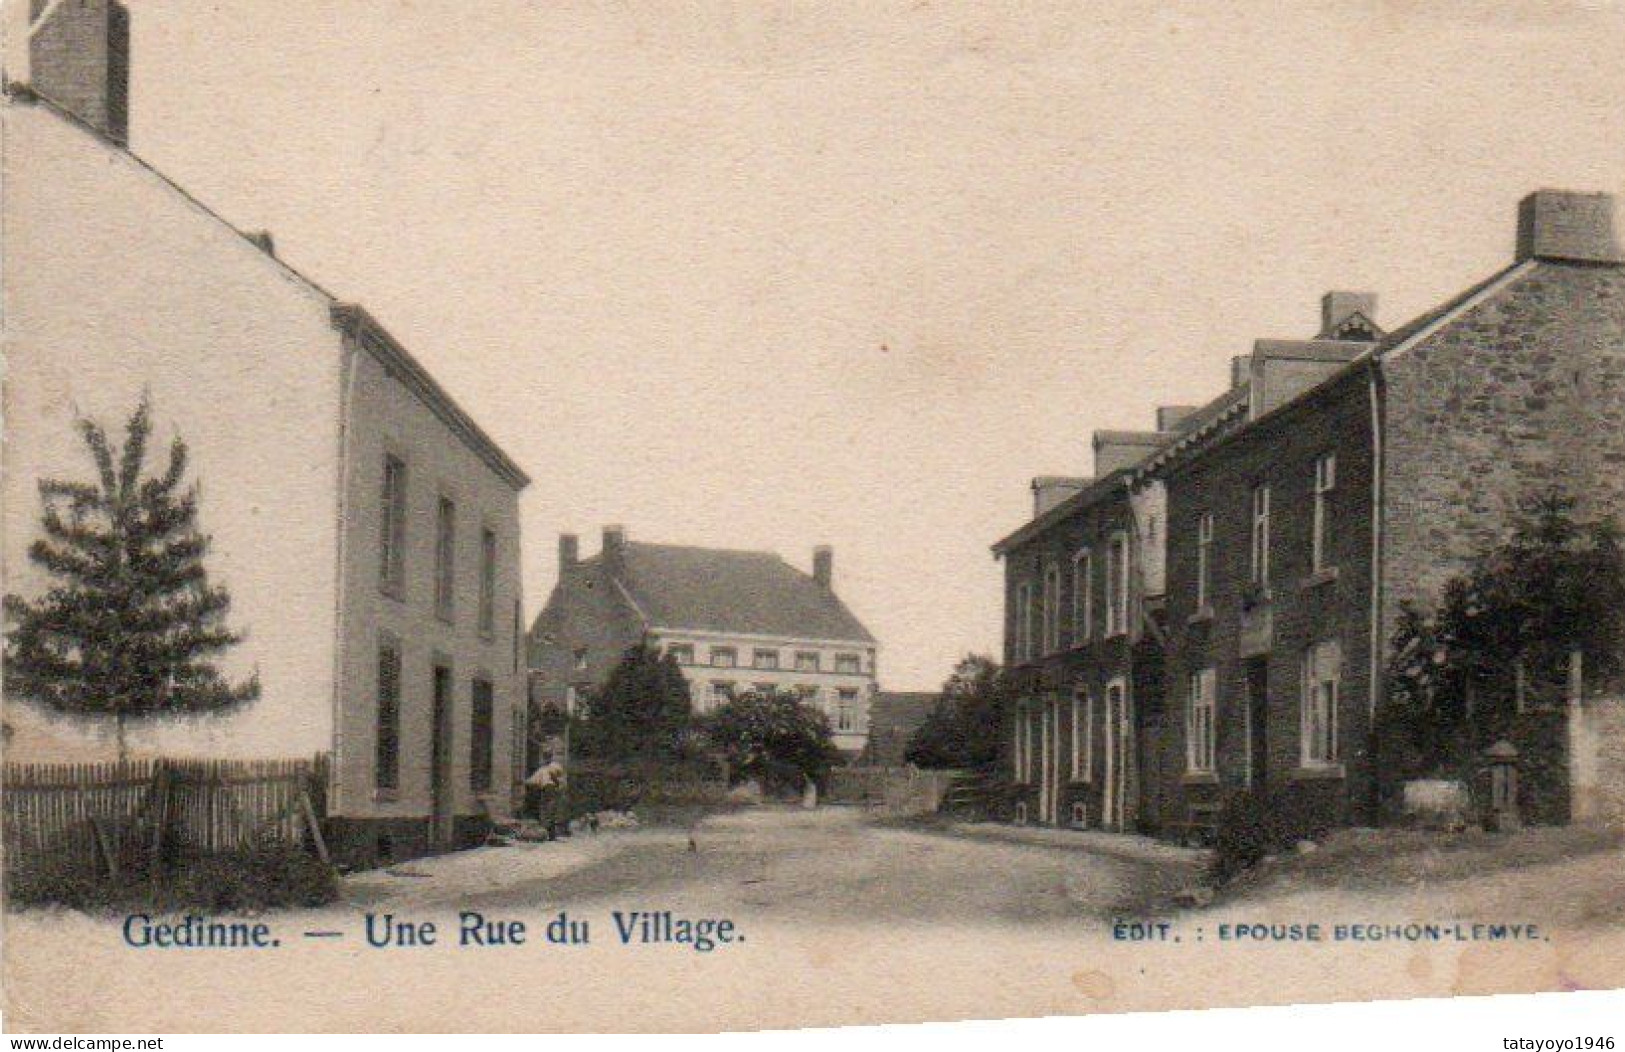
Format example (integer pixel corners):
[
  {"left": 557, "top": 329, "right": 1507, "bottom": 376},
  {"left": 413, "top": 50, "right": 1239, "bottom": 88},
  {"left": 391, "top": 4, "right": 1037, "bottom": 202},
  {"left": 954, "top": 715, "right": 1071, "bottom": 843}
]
[{"left": 1, "top": 755, "right": 330, "bottom": 880}]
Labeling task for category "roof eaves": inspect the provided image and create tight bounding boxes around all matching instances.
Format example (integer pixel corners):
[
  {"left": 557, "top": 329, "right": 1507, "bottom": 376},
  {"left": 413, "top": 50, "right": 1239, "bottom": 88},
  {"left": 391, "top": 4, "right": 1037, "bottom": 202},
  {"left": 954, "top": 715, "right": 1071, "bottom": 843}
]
[
  {"left": 992, "top": 469, "right": 1134, "bottom": 556},
  {"left": 331, "top": 304, "right": 530, "bottom": 490}
]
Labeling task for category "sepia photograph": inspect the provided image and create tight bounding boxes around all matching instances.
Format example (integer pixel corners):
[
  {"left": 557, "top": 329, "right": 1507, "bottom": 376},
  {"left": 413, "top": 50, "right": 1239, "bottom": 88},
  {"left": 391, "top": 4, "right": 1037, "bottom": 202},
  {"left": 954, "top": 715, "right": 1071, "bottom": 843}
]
[{"left": 1, "top": 0, "right": 1623, "bottom": 1039}]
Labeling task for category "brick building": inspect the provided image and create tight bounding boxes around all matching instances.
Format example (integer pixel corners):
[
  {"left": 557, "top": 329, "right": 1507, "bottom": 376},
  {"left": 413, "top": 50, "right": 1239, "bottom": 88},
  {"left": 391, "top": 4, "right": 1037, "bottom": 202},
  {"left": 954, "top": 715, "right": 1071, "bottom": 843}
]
[
  {"left": 994, "top": 189, "right": 1625, "bottom": 838},
  {"left": 529, "top": 528, "right": 879, "bottom": 756},
  {"left": 3, "top": 1, "right": 530, "bottom": 867}
]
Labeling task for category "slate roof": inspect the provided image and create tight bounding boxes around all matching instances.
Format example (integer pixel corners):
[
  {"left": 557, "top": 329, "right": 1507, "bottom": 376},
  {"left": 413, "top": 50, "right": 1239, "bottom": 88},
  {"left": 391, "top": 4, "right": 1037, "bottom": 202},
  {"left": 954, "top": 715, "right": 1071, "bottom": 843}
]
[{"left": 595, "top": 542, "right": 876, "bottom": 643}]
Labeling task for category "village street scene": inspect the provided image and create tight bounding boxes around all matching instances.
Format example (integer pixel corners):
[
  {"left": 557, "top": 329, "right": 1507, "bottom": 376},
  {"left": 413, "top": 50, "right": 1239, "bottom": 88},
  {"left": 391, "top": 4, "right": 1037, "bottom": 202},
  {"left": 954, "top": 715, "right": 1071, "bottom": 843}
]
[{"left": 4, "top": 0, "right": 1625, "bottom": 1034}]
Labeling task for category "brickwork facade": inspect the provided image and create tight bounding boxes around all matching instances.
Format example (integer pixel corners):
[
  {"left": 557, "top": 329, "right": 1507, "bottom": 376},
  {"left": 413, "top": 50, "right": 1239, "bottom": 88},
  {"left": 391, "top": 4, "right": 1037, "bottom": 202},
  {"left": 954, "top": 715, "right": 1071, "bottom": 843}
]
[{"left": 995, "top": 190, "right": 1625, "bottom": 840}]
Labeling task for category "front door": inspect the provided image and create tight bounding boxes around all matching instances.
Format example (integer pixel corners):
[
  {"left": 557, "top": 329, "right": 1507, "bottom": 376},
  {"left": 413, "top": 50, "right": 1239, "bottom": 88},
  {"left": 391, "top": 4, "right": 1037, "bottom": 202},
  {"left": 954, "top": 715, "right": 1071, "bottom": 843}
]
[
  {"left": 1245, "top": 658, "right": 1269, "bottom": 792},
  {"left": 1102, "top": 680, "right": 1128, "bottom": 830},
  {"left": 1041, "top": 697, "right": 1064, "bottom": 825},
  {"left": 430, "top": 664, "right": 455, "bottom": 850}
]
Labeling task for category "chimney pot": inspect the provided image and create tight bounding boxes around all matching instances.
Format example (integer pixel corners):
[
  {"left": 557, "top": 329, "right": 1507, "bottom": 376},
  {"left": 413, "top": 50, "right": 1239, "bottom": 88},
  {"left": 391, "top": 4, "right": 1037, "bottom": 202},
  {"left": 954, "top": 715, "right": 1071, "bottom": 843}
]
[
  {"left": 245, "top": 231, "right": 276, "bottom": 256},
  {"left": 1030, "top": 476, "right": 1091, "bottom": 517},
  {"left": 28, "top": 0, "right": 129, "bottom": 144},
  {"left": 1319, "top": 290, "right": 1379, "bottom": 339},
  {"left": 813, "top": 545, "right": 833, "bottom": 589},
  {"left": 1231, "top": 354, "right": 1252, "bottom": 390},
  {"left": 1515, "top": 190, "right": 1622, "bottom": 265},
  {"left": 601, "top": 525, "right": 626, "bottom": 570}
]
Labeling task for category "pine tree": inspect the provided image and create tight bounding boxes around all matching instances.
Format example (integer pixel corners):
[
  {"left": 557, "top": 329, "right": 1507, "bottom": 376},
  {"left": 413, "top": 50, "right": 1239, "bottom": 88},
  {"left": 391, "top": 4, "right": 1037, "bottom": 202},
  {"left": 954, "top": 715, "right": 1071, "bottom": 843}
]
[{"left": 3, "top": 398, "right": 260, "bottom": 757}]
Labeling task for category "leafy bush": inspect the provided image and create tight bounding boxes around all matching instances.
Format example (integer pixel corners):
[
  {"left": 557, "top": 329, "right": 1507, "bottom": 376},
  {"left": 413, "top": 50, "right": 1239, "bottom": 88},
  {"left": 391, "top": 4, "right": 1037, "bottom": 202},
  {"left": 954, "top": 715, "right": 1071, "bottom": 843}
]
[
  {"left": 1209, "top": 791, "right": 1290, "bottom": 884},
  {"left": 162, "top": 840, "right": 338, "bottom": 910}
]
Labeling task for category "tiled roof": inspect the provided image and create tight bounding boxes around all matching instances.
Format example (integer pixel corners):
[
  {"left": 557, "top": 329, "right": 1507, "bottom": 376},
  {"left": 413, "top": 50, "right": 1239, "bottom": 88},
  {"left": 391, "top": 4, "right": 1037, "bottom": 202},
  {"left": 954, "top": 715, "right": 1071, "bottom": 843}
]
[{"left": 602, "top": 543, "right": 876, "bottom": 643}]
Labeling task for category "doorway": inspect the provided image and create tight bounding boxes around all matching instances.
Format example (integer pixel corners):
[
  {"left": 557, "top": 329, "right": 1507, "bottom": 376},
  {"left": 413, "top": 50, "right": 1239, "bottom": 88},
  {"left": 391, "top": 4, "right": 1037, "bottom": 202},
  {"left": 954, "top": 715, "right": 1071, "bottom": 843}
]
[
  {"left": 1245, "top": 658, "right": 1269, "bottom": 792},
  {"left": 1102, "top": 679, "right": 1129, "bottom": 830},
  {"left": 430, "top": 663, "right": 455, "bottom": 850}
]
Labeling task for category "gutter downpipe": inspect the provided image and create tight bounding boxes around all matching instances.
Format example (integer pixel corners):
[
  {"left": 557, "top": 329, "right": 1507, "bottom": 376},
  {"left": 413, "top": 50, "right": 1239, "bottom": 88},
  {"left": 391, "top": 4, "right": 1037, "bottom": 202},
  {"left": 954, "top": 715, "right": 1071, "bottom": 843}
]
[
  {"left": 330, "top": 333, "right": 363, "bottom": 817},
  {"left": 1365, "top": 357, "right": 1386, "bottom": 824}
]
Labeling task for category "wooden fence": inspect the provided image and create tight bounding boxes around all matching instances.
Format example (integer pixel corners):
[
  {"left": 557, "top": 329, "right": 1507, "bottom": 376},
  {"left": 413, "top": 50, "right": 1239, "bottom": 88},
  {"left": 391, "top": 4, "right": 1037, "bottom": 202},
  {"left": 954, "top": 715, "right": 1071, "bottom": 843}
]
[{"left": 2, "top": 755, "right": 330, "bottom": 880}]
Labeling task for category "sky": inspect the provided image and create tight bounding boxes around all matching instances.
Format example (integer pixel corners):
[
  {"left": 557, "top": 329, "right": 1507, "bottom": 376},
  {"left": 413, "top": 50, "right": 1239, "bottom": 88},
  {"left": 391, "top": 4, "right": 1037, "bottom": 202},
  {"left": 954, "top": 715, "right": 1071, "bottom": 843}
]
[{"left": 55, "top": 0, "right": 1625, "bottom": 688}]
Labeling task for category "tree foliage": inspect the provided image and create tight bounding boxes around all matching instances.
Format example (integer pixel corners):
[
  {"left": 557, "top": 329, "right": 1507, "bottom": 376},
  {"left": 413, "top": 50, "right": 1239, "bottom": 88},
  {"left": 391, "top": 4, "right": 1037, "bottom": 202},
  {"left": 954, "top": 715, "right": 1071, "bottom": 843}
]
[
  {"left": 1385, "top": 489, "right": 1625, "bottom": 767},
  {"left": 573, "top": 642, "right": 695, "bottom": 763},
  {"left": 904, "top": 654, "right": 1006, "bottom": 770},
  {"left": 3, "top": 398, "right": 259, "bottom": 754},
  {"left": 700, "top": 688, "right": 842, "bottom": 794}
]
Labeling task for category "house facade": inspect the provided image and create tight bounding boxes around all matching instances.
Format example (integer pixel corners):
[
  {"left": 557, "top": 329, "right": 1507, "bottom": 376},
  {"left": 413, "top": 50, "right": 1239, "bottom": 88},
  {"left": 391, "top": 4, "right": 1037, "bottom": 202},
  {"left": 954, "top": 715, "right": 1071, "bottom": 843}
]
[
  {"left": 529, "top": 528, "right": 879, "bottom": 756},
  {"left": 995, "top": 190, "right": 1625, "bottom": 838},
  {"left": 2, "top": 0, "right": 529, "bottom": 867}
]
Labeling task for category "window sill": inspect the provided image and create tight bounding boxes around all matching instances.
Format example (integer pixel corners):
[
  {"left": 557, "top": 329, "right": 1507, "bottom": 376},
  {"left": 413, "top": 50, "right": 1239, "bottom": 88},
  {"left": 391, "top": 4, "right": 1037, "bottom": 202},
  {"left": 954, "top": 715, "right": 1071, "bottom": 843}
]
[
  {"left": 373, "top": 788, "right": 400, "bottom": 803},
  {"left": 1290, "top": 764, "right": 1346, "bottom": 781},
  {"left": 1068, "top": 778, "right": 1094, "bottom": 788},
  {"left": 1300, "top": 567, "right": 1339, "bottom": 590},
  {"left": 1186, "top": 606, "right": 1215, "bottom": 626},
  {"left": 1181, "top": 771, "right": 1220, "bottom": 786}
]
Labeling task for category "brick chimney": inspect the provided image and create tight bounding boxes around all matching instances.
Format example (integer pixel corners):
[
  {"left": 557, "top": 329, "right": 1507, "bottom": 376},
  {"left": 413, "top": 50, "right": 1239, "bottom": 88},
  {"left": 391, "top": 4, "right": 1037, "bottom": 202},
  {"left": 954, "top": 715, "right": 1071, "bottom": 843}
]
[
  {"left": 558, "top": 532, "right": 579, "bottom": 571},
  {"left": 1155, "top": 405, "right": 1200, "bottom": 432},
  {"left": 601, "top": 525, "right": 626, "bottom": 574},
  {"left": 1031, "top": 476, "right": 1090, "bottom": 517},
  {"left": 27, "top": 0, "right": 129, "bottom": 144},
  {"left": 1318, "top": 290, "right": 1379, "bottom": 339},
  {"left": 1516, "top": 191, "right": 1622, "bottom": 265},
  {"left": 813, "top": 545, "right": 833, "bottom": 590}
]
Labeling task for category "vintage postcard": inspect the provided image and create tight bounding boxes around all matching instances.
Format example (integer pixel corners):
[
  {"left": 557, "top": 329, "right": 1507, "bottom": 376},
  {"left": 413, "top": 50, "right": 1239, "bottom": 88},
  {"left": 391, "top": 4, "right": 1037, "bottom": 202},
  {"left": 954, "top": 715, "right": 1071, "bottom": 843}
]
[{"left": 2, "top": 0, "right": 1624, "bottom": 1038}]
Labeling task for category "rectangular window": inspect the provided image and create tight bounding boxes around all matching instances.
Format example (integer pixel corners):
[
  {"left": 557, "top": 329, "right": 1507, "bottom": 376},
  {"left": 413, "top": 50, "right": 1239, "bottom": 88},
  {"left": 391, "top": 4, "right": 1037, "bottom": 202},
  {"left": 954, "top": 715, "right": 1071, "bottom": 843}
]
[
  {"left": 794, "top": 651, "right": 820, "bottom": 672},
  {"left": 1015, "top": 581, "right": 1033, "bottom": 661},
  {"left": 834, "top": 653, "right": 862, "bottom": 675},
  {"left": 434, "top": 495, "right": 457, "bottom": 621},
  {"left": 470, "top": 677, "right": 494, "bottom": 792},
  {"left": 710, "top": 681, "right": 733, "bottom": 706},
  {"left": 1313, "top": 453, "right": 1336, "bottom": 573},
  {"left": 375, "top": 639, "right": 401, "bottom": 791},
  {"left": 1041, "top": 562, "right": 1061, "bottom": 654},
  {"left": 572, "top": 647, "right": 588, "bottom": 671},
  {"left": 1105, "top": 532, "right": 1129, "bottom": 637},
  {"left": 512, "top": 600, "right": 522, "bottom": 674},
  {"left": 379, "top": 455, "right": 407, "bottom": 596},
  {"left": 752, "top": 648, "right": 780, "bottom": 670},
  {"left": 1071, "top": 688, "right": 1093, "bottom": 782},
  {"left": 1013, "top": 706, "right": 1030, "bottom": 783},
  {"left": 1196, "top": 512, "right": 1214, "bottom": 611},
  {"left": 667, "top": 644, "right": 694, "bottom": 665},
  {"left": 1250, "top": 484, "right": 1271, "bottom": 588},
  {"left": 1302, "top": 641, "right": 1341, "bottom": 766},
  {"left": 1072, "top": 549, "right": 1092, "bottom": 643},
  {"left": 837, "top": 688, "right": 858, "bottom": 731},
  {"left": 710, "top": 647, "right": 737, "bottom": 669},
  {"left": 478, "top": 528, "right": 498, "bottom": 636},
  {"left": 1187, "top": 668, "right": 1216, "bottom": 773}
]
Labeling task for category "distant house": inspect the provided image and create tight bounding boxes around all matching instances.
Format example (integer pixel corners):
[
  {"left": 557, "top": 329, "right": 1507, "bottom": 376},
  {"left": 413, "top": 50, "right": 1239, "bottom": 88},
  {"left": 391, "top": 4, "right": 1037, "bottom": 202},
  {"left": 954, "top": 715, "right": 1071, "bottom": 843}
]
[
  {"left": 2, "top": 1, "right": 529, "bottom": 868},
  {"left": 858, "top": 692, "right": 941, "bottom": 767},
  {"left": 529, "top": 528, "right": 879, "bottom": 756}
]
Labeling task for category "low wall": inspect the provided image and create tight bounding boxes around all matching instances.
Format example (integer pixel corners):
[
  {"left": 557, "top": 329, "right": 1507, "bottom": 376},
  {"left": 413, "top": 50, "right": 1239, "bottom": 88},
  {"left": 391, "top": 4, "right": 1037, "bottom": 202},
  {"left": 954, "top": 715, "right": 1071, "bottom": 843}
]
[{"left": 1570, "top": 694, "right": 1625, "bottom": 828}]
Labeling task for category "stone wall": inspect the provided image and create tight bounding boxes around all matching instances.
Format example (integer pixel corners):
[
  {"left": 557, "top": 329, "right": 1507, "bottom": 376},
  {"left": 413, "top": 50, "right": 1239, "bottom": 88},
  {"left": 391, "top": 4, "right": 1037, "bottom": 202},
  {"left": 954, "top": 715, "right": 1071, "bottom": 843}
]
[
  {"left": 1161, "top": 367, "right": 1377, "bottom": 834},
  {"left": 1570, "top": 695, "right": 1625, "bottom": 829},
  {"left": 1380, "top": 261, "right": 1625, "bottom": 648}
]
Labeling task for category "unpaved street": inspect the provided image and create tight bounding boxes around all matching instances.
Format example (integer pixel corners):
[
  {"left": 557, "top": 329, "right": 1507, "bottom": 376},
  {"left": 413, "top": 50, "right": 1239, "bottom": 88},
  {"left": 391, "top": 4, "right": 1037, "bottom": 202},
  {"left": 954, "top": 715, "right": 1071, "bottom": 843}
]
[{"left": 346, "top": 806, "right": 1202, "bottom": 925}]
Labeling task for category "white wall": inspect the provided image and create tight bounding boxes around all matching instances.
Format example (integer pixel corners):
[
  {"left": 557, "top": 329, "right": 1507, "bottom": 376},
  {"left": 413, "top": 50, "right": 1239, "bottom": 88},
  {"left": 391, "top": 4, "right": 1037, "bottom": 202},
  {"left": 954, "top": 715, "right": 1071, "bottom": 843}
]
[
  {"left": 332, "top": 338, "right": 525, "bottom": 819},
  {"left": 1, "top": 101, "right": 342, "bottom": 759}
]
